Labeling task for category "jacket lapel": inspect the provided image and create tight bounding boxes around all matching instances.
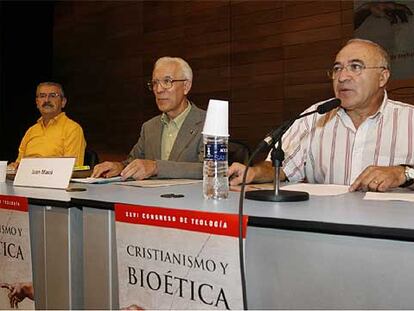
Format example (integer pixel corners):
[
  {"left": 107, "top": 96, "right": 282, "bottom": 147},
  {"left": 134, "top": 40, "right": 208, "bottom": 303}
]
[
  {"left": 148, "top": 116, "right": 162, "bottom": 160},
  {"left": 168, "top": 106, "right": 202, "bottom": 161}
]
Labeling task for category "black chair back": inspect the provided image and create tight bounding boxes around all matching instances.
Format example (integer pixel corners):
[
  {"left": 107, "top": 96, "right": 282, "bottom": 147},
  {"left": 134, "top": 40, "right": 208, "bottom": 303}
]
[
  {"left": 84, "top": 149, "right": 99, "bottom": 168},
  {"left": 228, "top": 140, "right": 251, "bottom": 165}
]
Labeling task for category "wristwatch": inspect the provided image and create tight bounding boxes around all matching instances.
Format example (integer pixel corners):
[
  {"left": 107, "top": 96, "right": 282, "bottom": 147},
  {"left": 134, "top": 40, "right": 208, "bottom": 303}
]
[{"left": 399, "top": 164, "right": 414, "bottom": 187}]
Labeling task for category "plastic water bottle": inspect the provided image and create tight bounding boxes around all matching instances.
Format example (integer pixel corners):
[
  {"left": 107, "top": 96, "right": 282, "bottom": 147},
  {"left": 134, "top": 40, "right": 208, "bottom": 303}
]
[{"left": 203, "top": 135, "right": 229, "bottom": 199}]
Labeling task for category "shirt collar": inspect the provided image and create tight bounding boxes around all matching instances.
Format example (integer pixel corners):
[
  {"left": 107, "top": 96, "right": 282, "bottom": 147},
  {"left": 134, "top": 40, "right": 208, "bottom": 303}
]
[
  {"left": 161, "top": 101, "right": 192, "bottom": 127},
  {"left": 38, "top": 112, "right": 65, "bottom": 127},
  {"left": 371, "top": 89, "right": 388, "bottom": 119},
  {"left": 337, "top": 90, "right": 388, "bottom": 121}
]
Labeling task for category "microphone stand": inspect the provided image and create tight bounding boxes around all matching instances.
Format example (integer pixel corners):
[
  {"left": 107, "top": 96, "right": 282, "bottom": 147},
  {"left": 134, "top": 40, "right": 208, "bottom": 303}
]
[
  {"left": 245, "top": 98, "right": 341, "bottom": 202},
  {"left": 245, "top": 136, "right": 309, "bottom": 202},
  {"left": 236, "top": 98, "right": 340, "bottom": 308}
]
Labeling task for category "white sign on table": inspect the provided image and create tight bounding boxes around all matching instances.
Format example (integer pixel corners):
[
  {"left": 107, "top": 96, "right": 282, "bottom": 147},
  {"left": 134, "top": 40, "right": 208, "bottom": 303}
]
[{"left": 14, "top": 157, "right": 75, "bottom": 189}]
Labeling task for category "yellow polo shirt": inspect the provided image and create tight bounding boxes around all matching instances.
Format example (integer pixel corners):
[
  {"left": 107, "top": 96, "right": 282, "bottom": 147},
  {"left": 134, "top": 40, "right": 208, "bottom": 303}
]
[
  {"left": 160, "top": 103, "right": 192, "bottom": 160},
  {"left": 16, "top": 112, "right": 86, "bottom": 166}
]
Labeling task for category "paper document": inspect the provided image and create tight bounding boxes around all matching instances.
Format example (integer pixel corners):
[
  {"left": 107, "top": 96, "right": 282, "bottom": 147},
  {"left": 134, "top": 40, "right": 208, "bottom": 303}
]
[
  {"left": 281, "top": 183, "right": 350, "bottom": 196},
  {"left": 116, "top": 179, "right": 202, "bottom": 188},
  {"left": 364, "top": 191, "right": 414, "bottom": 202},
  {"left": 7, "top": 168, "right": 16, "bottom": 174},
  {"left": 71, "top": 176, "right": 123, "bottom": 184},
  {"left": 230, "top": 183, "right": 274, "bottom": 192},
  {"left": 231, "top": 182, "right": 349, "bottom": 196}
]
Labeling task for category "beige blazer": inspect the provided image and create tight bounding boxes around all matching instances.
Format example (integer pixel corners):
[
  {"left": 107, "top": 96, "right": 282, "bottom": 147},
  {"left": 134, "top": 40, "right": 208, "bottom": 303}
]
[{"left": 125, "top": 104, "right": 206, "bottom": 179}]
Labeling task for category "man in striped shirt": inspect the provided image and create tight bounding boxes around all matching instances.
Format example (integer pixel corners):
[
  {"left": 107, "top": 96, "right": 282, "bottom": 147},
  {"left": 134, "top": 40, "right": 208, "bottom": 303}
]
[{"left": 229, "top": 38, "right": 414, "bottom": 192}]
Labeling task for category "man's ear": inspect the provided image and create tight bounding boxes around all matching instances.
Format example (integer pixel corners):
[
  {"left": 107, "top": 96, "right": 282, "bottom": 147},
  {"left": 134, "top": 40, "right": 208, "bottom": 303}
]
[
  {"left": 379, "top": 69, "right": 390, "bottom": 88},
  {"left": 61, "top": 97, "right": 67, "bottom": 109},
  {"left": 183, "top": 80, "right": 192, "bottom": 95}
]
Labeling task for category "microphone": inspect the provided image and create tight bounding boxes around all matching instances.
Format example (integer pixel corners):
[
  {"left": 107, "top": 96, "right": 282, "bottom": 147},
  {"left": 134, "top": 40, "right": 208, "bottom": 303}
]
[
  {"left": 258, "top": 98, "right": 341, "bottom": 151},
  {"left": 316, "top": 98, "right": 341, "bottom": 114}
]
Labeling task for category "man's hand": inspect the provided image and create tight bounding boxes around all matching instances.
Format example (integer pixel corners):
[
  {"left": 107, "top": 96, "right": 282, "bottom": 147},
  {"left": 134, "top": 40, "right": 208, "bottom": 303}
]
[
  {"left": 228, "top": 162, "right": 255, "bottom": 186},
  {"left": 349, "top": 165, "right": 406, "bottom": 192},
  {"left": 1, "top": 282, "right": 34, "bottom": 308},
  {"left": 91, "top": 161, "right": 124, "bottom": 178},
  {"left": 229, "top": 161, "right": 279, "bottom": 186},
  {"left": 7, "top": 162, "right": 18, "bottom": 171},
  {"left": 120, "top": 159, "right": 158, "bottom": 180},
  {"left": 121, "top": 304, "right": 145, "bottom": 310}
]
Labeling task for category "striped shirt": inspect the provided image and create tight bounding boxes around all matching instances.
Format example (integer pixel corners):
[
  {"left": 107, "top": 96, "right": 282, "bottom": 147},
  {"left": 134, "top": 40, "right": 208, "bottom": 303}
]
[{"left": 273, "top": 92, "right": 414, "bottom": 185}]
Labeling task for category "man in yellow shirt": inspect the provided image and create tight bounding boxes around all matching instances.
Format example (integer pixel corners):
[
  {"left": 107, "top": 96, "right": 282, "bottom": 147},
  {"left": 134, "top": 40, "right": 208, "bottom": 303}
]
[{"left": 8, "top": 82, "right": 86, "bottom": 169}]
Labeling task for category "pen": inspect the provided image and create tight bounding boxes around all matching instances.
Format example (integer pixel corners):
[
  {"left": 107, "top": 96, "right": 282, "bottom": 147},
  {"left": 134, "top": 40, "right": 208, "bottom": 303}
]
[{"left": 73, "top": 165, "right": 91, "bottom": 171}]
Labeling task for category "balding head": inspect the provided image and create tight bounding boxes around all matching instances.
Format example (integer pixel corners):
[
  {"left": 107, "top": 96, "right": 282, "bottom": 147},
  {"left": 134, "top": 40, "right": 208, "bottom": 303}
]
[{"left": 345, "top": 38, "right": 390, "bottom": 71}]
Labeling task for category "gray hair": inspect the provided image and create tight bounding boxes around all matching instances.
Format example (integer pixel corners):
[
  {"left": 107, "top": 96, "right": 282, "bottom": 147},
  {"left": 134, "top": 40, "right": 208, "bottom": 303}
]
[
  {"left": 154, "top": 57, "right": 193, "bottom": 82},
  {"left": 36, "top": 82, "right": 65, "bottom": 97},
  {"left": 346, "top": 38, "right": 391, "bottom": 70}
]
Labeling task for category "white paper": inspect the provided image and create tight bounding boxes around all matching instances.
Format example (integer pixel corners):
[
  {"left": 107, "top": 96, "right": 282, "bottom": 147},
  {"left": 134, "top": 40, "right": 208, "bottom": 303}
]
[
  {"left": 116, "top": 179, "right": 202, "bottom": 188},
  {"left": 364, "top": 191, "right": 414, "bottom": 202},
  {"left": 281, "top": 183, "right": 350, "bottom": 196},
  {"left": 71, "top": 176, "right": 123, "bottom": 184},
  {"left": 232, "top": 182, "right": 349, "bottom": 196},
  {"left": 6, "top": 168, "right": 16, "bottom": 174}
]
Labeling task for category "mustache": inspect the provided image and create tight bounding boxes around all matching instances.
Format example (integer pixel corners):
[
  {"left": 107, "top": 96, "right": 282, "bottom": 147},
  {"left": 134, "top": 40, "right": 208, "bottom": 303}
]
[{"left": 42, "top": 102, "right": 54, "bottom": 108}]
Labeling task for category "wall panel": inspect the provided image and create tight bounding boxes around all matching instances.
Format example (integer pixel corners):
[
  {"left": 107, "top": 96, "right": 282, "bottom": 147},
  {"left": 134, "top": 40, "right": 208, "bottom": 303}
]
[{"left": 54, "top": 0, "right": 412, "bottom": 162}]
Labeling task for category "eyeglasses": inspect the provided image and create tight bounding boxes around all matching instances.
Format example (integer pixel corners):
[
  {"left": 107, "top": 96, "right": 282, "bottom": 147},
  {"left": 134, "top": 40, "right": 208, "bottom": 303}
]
[
  {"left": 36, "top": 92, "right": 62, "bottom": 99},
  {"left": 147, "top": 78, "right": 187, "bottom": 91},
  {"left": 327, "top": 62, "right": 387, "bottom": 80}
]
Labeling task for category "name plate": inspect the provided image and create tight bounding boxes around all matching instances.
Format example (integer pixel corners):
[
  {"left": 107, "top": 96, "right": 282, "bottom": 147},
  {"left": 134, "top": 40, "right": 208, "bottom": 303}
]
[{"left": 14, "top": 157, "right": 75, "bottom": 189}]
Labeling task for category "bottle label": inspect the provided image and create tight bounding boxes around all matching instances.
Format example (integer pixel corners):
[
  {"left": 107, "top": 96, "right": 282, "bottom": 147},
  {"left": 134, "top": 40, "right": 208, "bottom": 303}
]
[{"left": 204, "top": 143, "right": 227, "bottom": 161}]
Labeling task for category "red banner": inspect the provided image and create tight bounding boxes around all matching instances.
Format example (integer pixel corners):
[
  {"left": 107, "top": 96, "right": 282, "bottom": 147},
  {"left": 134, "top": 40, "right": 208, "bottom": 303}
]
[
  {"left": 0, "top": 195, "right": 28, "bottom": 212},
  {"left": 115, "top": 204, "right": 248, "bottom": 238},
  {"left": 0, "top": 194, "right": 33, "bottom": 309}
]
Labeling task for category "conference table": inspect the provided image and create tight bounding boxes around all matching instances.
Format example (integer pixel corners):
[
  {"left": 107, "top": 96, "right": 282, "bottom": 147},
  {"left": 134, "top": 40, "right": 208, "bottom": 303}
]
[{"left": 1, "top": 180, "right": 414, "bottom": 309}]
